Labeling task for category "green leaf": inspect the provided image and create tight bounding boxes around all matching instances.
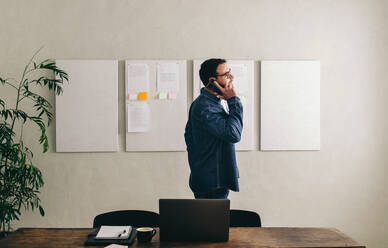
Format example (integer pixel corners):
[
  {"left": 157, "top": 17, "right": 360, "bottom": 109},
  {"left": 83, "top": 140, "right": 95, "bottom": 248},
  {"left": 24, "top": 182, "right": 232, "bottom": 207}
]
[
  {"left": 29, "top": 116, "right": 49, "bottom": 152},
  {"left": 10, "top": 109, "right": 29, "bottom": 123},
  {"left": 0, "top": 98, "right": 5, "bottom": 108},
  {"left": 20, "top": 154, "right": 26, "bottom": 167},
  {"left": 30, "top": 95, "right": 53, "bottom": 126},
  {"left": 31, "top": 76, "right": 45, "bottom": 86},
  {"left": 14, "top": 214, "right": 20, "bottom": 221},
  {"left": 38, "top": 206, "right": 45, "bottom": 216},
  {"left": 23, "top": 78, "right": 28, "bottom": 86},
  {"left": 36, "top": 60, "right": 69, "bottom": 94},
  {"left": 0, "top": 109, "right": 14, "bottom": 121},
  {"left": 24, "top": 146, "right": 33, "bottom": 158},
  {"left": 30, "top": 164, "right": 34, "bottom": 174},
  {"left": 0, "top": 76, "right": 6, "bottom": 84}
]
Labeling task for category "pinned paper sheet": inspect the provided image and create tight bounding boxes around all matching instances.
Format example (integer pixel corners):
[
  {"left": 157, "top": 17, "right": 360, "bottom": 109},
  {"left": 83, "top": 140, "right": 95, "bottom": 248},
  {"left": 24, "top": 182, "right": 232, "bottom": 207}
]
[
  {"left": 138, "top": 92, "right": 147, "bottom": 101},
  {"left": 127, "top": 102, "right": 150, "bottom": 132},
  {"left": 157, "top": 63, "right": 180, "bottom": 92},
  {"left": 229, "top": 64, "right": 248, "bottom": 95},
  {"left": 127, "top": 64, "right": 149, "bottom": 93},
  {"left": 128, "top": 93, "right": 137, "bottom": 101},
  {"left": 168, "top": 92, "right": 177, "bottom": 100},
  {"left": 159, "top": 92, "right": 168, "bottom": 100}
]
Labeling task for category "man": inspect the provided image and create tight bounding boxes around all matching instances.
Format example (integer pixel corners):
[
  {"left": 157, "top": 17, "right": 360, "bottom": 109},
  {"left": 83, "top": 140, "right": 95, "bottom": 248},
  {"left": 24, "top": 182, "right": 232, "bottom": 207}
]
[{"left": 184, "top": 58, "right": 243, "bottom": 199}]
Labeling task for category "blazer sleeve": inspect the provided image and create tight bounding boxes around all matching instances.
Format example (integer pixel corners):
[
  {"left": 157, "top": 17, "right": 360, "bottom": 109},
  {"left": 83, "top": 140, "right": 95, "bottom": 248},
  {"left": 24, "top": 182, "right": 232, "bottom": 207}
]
[{"left": 199, "top": 96, "right": 243, "bottom": 143}]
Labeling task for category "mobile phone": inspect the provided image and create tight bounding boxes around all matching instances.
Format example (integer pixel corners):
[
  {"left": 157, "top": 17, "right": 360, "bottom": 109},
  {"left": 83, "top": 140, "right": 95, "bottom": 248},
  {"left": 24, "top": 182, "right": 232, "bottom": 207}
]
[{"left": 207, "top": 79, "right": 224, "bottom": 96}]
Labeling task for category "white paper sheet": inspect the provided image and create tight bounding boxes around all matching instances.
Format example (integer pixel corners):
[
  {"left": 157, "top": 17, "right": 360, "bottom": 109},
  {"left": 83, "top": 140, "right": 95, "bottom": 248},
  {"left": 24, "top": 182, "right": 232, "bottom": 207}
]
[
  {"left": 127, "top": 64, "right": 149, "bottom": 93},
  {"left": 229, "top": 64, "right": 248, "bottom": 95},
  {"left": 127, "top": 102, "right": 150, "bottom": 132},
  {"left": 157, "top": 63, "right": 179, "bottom": 92},
  {"left": 96, "top": 225, "right": 132, "bottom": 239}
]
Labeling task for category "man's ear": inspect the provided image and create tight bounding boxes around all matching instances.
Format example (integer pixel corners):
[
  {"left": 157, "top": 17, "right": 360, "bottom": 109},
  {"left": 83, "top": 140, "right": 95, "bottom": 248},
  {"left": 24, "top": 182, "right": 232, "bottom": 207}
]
[{"left": 208, "top": 77, "right": 216, "bottom": 84}]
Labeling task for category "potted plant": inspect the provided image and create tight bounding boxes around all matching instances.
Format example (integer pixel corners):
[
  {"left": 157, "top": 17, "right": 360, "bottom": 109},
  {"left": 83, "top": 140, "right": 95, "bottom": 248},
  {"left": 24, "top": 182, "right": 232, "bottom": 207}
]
[{"left": 0, "top": 48, "right": 69, "bottom": 237}]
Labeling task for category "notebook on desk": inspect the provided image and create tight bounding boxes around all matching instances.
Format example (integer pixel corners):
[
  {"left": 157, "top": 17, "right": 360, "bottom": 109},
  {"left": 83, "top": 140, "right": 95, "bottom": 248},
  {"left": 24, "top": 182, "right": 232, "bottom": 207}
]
[
  {"left": 95, "top": 226, "right": 132, "bottom": 239},
  {"left": 159, "top": 199, "right": 230, "bottom": 242},
  {"left": 84, "top": 226, "right": 136, "bottom": 246}
]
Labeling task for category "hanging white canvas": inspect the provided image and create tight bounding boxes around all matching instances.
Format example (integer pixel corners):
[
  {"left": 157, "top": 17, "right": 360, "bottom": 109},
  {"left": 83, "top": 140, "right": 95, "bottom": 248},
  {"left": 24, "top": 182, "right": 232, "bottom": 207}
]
[
  {"left": 261, "top": 60, "right": 320, "bottom": 150},
  {"left": 55, "top": 60, "right": 118, "bottom": 152}
]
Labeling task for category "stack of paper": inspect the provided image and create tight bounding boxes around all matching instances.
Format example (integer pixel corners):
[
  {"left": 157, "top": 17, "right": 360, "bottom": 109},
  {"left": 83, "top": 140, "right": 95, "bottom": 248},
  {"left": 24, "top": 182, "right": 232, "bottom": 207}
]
[
  {"left": 105, "top": 245, "right": 128, "bottom": 248},
  {"left": 95, "top": 226, "right": 132, "bottom": 239}
]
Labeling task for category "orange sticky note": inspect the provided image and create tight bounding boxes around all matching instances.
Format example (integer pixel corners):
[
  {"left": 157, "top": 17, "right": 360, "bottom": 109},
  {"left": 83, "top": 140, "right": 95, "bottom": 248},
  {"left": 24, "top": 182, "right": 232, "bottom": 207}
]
[{"left": 138, "top": 92, "right": 148, "bottom": 101}]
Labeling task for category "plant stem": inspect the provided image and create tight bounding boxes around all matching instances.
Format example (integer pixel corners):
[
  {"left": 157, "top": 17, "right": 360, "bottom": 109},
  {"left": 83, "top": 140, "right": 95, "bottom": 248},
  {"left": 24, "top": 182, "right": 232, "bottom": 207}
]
[
  {"left": 3, "top": 81, "right": 18, "bottom": 90},
  {"left": 19, "top": 123, "right": 24, "bottom": 142},
  {"left": 11, "top": 46, "right": 44, "bottom": 132}
]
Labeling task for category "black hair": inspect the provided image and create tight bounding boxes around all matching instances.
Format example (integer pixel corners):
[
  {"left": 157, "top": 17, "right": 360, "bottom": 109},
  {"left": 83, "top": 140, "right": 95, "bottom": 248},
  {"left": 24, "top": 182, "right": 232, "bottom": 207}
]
[{"left": 199, "top": 58, "right": 227, "bottom": 86}]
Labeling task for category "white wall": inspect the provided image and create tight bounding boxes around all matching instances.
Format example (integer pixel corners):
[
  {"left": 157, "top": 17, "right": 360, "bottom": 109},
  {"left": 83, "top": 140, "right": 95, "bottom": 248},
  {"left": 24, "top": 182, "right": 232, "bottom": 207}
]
[{"left": 0, "top": 0, "right": 387, "bottom": 247}]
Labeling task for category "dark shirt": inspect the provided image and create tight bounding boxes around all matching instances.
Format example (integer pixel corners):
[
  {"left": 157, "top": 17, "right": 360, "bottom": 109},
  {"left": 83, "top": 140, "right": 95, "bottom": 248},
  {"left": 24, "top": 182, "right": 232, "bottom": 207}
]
[{"left": 184, "top": 87, "right": 243, "bottom": 193}]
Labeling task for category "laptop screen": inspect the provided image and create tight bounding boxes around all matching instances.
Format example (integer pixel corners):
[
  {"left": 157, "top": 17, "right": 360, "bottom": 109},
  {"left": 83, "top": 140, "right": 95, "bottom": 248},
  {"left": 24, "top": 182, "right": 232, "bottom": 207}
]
[{"left": 159, "top": 199, "right": 230, "bottom": 242}]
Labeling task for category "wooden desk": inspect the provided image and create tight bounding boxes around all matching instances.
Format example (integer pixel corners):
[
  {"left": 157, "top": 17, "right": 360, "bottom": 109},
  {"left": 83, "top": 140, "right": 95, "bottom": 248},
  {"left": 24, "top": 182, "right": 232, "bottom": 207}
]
[{"left": 0, "top": 227, "right": 365, "bottom": 248}]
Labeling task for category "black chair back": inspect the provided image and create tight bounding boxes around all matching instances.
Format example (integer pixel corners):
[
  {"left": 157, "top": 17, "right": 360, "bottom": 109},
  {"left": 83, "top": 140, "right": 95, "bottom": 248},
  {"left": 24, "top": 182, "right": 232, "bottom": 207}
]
[
  {"left": 93, "top": 210, "right": 159, "bottom": 228},
  {"left": 230, "top": 209, "right": 261, "bottom": 227}
]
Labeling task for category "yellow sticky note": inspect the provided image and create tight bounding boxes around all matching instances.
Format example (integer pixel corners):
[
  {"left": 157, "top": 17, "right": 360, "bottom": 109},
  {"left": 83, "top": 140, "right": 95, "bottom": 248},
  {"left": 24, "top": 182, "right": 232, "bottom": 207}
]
[{"left": 138, "top": 92, "right": 147, "bottom": 101}]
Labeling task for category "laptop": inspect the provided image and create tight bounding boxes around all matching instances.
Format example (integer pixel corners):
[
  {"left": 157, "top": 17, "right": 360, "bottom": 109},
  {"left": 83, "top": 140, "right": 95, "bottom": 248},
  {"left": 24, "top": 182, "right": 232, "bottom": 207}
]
[{"left": 159, "top": 199, "right": 230, "bottom": 242}]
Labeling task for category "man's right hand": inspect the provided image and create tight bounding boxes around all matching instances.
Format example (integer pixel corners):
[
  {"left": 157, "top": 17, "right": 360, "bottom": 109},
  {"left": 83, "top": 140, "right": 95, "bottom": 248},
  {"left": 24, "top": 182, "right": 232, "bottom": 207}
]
[{"left": 213, "top": 79, "right": 237, "bottom": 100}]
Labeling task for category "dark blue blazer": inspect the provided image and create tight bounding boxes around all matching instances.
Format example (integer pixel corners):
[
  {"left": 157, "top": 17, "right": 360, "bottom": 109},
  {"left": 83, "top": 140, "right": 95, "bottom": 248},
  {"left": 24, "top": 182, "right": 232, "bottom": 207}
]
[{"left": 184, "top": 88, "right": 243, "bottom": 193}]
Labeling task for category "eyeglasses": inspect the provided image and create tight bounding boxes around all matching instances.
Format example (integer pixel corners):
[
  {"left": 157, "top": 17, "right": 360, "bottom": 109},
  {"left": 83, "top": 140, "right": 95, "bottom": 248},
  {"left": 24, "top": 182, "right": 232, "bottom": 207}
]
[{"left": 215, "top": 69, "right": 232, "bottom": 79}]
